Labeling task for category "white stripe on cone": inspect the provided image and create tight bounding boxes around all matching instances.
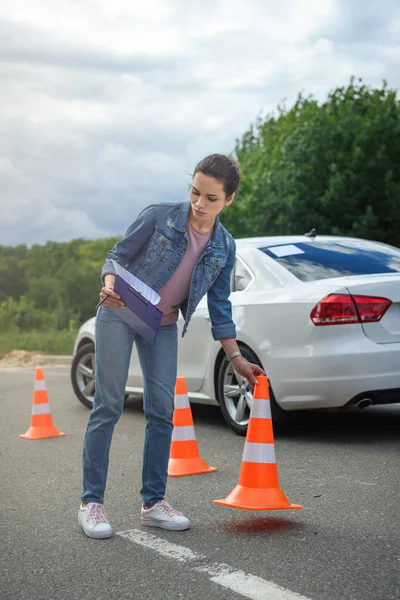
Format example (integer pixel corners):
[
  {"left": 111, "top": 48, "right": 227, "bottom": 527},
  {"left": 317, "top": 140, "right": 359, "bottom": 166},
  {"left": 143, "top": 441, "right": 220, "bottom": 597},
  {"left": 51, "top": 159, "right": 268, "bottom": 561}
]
[
  {"left": 171, "top": 425, "right": 196, "bottom": 442},
  {"left": 251, "top": 399, "right": 272, "bottom": 419},
  {"left": 174, "top": 394, "right": 190, "bottom": 409},
  {"left": 34, "top": 380, "right": 47, "bottom": 391},
  {"left": 32, "top": 403, "right": 50, "bottom": 415},
  {"left": 243, "top": 441, "right": 276, "bottom": 464}
]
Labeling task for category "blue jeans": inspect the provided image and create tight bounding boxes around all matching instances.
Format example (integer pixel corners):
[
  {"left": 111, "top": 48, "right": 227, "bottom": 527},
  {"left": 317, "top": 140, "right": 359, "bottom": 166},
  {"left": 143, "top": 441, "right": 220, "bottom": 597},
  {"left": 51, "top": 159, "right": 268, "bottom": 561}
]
[{"left": 82, "top": 306, "right": 178, "bottom": 507}]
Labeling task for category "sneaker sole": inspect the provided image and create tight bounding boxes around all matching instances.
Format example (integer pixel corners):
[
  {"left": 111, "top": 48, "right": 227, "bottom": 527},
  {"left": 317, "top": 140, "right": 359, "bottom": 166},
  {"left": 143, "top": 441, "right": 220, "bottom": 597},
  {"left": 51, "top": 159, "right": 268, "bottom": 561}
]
[
  {"left": 141, "top": 518, "right": 190, "bottom": 531},
  {"left": 78, "top": 514, "right": 113, "bottom": 539}
]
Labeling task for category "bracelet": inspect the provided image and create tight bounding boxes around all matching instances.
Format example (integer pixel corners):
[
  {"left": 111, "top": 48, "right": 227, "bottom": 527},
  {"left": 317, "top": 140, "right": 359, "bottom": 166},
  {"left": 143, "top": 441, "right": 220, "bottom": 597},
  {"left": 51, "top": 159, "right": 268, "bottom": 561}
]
[{"left": 226, "top": 351, "right": 242, "bottom": 361}]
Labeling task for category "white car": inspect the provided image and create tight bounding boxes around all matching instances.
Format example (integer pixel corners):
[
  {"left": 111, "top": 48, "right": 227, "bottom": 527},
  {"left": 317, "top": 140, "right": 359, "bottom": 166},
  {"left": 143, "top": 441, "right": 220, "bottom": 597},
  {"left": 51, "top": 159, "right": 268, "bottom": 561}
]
[{"left": 71, "top": 234, "right": 400, "bottom": 434}]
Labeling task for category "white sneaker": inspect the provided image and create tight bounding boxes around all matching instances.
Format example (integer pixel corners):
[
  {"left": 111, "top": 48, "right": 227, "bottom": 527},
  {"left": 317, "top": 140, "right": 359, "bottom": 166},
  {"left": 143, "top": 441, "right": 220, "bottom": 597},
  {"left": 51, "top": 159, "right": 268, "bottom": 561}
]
[
  {"left": 141, "top": 499, "right": 190, "bottom": 531},
  {"left": 78, "top": 502, "right": 113, "bottom": 539}
]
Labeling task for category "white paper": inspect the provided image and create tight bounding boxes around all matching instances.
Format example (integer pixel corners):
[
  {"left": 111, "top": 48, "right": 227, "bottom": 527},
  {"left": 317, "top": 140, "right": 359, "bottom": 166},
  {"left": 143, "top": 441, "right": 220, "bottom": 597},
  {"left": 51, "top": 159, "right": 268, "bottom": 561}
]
[
  {"left": 112, "top": 260, "right": 161, "bottom": 305},
  {"left": 268, "top": 244, "right": 305, "bottom": 258}
]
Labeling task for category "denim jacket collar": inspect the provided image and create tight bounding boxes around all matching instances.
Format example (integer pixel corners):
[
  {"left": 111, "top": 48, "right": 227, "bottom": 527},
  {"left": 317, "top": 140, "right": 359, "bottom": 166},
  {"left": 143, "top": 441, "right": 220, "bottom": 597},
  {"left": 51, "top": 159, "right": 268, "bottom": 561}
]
[{"left": 173, "top": 201, "right": 225, "bottom": 249}]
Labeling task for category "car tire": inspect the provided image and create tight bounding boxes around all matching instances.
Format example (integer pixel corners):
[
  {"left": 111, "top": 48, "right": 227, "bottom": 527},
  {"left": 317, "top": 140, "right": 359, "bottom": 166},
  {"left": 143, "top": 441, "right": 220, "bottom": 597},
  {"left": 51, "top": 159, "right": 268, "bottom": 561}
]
[
  {"left": 71, "top": 343, "right": 96, "bottom": 409},
  {"left": 71, "top": 343, "right": 130, "bottom": 409},
  {"left": 217, "top": 345, "right": 286, "bottom": 436}
]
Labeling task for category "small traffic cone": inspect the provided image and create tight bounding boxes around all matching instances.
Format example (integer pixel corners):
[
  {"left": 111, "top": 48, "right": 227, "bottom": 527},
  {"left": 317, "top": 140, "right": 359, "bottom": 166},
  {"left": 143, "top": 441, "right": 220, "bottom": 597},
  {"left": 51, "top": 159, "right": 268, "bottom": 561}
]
[
  {"left": 214, "top": 375, "right": 301, "bottom": 510},
  {"left": 20, "top": 367, "right": 65, "bottom": 440},
  {"left": 168, "top": 377, "right": 216, "bottom": 477}
]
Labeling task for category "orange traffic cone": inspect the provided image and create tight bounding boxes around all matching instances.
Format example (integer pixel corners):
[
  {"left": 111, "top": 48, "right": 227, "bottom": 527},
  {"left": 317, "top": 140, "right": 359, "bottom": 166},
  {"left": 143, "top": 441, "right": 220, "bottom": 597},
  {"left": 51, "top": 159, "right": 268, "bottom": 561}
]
[
  {"left": 214, "top": 375, "right": 301, "bottom": 511},
  {"left": 168, "top": 377, "right": 216, "bottom": 477},
  {"left": 20, "top": 367, "right": 65, "bottom": 440}
]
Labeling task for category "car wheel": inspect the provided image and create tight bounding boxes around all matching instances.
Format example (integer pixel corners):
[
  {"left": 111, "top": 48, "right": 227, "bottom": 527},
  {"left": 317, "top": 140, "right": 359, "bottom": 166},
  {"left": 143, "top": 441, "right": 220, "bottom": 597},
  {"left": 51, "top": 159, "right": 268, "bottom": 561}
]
[
  {"left": 217, "top": 345, "right": 285, "bottom": 436},
  {"left": 71, "top": 343, "right": 96, "bottom": 408},
  {"left": 71, "top": 343, "right": 130, "bottom": 409}
]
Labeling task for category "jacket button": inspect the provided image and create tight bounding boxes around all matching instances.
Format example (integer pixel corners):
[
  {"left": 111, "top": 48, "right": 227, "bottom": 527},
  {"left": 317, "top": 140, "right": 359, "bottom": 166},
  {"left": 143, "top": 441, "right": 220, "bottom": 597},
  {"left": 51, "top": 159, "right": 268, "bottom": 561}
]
[
  {"left": 193, "top": 279, "right": 198, "bottom": 284},
  {"left": 168, "top": 266, "right": 174, "bottom": 271},
  {"left": 190, "top": 298, "right": 195, "bottom": 302},
  {"left": 161, "top": 239, "right": 167, "bottom": 246}
]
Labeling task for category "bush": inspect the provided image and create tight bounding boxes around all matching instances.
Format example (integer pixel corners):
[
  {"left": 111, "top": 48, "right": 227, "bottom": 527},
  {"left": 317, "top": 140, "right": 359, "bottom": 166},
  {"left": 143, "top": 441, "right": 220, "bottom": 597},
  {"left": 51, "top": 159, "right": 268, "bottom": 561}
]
[
  {"left": 0, "top": 297, "right": 56, "bottom": 331},
  {"left": 0, "top": 326, "right": 79, "bottom": 357}
]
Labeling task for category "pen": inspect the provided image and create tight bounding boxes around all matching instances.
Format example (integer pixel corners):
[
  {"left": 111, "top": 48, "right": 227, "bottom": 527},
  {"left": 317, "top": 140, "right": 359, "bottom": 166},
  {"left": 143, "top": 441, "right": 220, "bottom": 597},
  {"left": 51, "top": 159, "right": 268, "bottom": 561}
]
[{"left": 95, "top": 294, "right": 110, "bottom": 310}]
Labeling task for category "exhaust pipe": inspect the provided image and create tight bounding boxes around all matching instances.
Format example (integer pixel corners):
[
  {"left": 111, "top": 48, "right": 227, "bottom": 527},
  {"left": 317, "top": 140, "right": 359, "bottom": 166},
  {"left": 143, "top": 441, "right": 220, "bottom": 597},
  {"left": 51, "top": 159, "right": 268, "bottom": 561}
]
[{"left": 357, "top": 398, "right": 372, "bottom": 410}]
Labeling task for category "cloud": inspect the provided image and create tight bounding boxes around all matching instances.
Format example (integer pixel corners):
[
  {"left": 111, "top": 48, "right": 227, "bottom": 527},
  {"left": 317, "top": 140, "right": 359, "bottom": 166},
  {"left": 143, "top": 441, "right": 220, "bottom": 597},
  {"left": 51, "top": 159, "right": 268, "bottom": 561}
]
[
  {"left": 0, "top": 18, "right": 173, "bottom": 72},
  {"left": 0, "top": 0, "right": 399, "bottom": 246}
]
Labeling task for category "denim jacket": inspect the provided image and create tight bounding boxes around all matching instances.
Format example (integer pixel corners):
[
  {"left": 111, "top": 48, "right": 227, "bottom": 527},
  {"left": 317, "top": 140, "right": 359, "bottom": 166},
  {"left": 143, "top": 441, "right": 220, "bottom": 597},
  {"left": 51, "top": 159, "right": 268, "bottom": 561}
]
[{"left": 101, "top": 201, "right": 236, "bottom": 340}]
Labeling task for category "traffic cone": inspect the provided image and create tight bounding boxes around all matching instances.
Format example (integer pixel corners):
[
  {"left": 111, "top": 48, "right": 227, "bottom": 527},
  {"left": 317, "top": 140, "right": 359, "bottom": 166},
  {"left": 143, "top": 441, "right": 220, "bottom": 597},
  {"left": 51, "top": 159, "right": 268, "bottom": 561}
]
[
  {"left": 214, "top": 375, "right": 301, "bottom": 510},
  {"left": 20, "top": 367, "right": 65, "bottom": 440},
  {"left": 168, "top": 377, "right": 216, "bottom": 477}
]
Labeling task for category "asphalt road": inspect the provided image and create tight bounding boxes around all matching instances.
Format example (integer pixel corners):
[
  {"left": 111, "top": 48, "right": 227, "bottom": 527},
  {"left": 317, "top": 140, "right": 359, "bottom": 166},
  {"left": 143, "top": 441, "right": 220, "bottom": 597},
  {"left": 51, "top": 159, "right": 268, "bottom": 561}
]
[{"left": 1, "top": 365, "right": 399, "bottom": 600}]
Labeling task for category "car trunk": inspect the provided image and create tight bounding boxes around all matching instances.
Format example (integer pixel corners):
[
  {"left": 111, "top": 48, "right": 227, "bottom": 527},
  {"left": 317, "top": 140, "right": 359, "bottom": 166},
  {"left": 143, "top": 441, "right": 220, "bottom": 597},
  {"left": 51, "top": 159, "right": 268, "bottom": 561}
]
[{"left": 344, "top": 274, "right": 400, "bottom": 344}]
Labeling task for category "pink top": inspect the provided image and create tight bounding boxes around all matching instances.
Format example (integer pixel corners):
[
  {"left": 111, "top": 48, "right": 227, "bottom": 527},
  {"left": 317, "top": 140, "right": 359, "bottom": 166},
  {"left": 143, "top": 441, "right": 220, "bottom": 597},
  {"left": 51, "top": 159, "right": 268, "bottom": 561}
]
[{"left": 158, "top": 222, "right": 212, "bottom": 326}]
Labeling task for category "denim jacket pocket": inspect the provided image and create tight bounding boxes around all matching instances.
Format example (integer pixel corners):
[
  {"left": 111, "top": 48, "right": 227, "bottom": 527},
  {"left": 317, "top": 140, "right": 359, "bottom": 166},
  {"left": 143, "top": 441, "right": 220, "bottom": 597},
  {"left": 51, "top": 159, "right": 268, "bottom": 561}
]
[
  {"left": 147, "top": 230, "right": 177, "bottom": 262},
  {"left": 203, "top": 255, "right": 227, "bottom": 284}
]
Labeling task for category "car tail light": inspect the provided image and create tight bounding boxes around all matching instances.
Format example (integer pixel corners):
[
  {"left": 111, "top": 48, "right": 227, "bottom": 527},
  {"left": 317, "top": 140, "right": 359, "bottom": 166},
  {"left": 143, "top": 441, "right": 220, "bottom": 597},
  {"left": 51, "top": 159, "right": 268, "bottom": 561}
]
[
  {"left": 310, "top": 294, "right": 391, "bottom": 326},
  {"left": 352, "top": 295, "right": 391, "bottom": 322}
]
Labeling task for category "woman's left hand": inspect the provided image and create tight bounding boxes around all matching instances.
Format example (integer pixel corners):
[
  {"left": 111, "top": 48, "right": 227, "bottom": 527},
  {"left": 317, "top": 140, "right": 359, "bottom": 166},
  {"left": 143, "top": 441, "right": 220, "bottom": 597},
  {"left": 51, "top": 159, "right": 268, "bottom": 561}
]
[{"left": 230, "top": 356, "right": 266, "bottom": 388}]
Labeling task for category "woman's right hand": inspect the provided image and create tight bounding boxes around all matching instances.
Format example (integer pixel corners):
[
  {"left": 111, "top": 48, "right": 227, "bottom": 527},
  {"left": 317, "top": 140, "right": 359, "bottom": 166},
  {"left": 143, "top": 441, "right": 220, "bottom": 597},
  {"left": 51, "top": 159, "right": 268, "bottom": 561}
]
[{"left": 99, "top": 285, "right": 125, "bottom": 309}]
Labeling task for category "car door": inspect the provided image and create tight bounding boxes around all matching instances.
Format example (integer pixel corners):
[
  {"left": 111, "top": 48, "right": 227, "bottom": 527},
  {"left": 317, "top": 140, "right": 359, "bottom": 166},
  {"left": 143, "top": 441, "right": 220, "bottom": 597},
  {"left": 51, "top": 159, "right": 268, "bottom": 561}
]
[
  {"left": 126, "top": 302, "right": 214, "bottom": 390},
  {"left": 178, "top": 255, "right": 256, "bottom": 392},
  {"left": 127, "top": 342, "right": 142, "bottom": 386},
  {"left": 177, "top": 298, "right": 214, "bottom": 392},
  {"left": 126, "top": 255, "right": 254, "bottom": 390}
]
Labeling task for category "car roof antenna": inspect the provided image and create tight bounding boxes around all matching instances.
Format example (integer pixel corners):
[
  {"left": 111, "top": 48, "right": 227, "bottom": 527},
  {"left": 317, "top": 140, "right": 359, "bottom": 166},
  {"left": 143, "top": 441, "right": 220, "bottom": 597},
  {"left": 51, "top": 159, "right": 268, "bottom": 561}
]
[{"left": 304, "top": 228, "right": 317, "bottom": 238}]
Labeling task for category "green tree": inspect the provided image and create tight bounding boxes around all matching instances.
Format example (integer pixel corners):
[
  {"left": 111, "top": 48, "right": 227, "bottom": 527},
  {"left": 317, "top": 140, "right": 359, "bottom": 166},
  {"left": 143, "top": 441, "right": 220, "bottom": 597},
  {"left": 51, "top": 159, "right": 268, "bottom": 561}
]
[
  {"left": 223, "top": 78, "right": 400, "bottom": 246},
  {"left": 0, "top": 235, "right": 120, "bottom": 332},
  {"left": 0, "top": 244, "right": 29, "bottom": 302}
]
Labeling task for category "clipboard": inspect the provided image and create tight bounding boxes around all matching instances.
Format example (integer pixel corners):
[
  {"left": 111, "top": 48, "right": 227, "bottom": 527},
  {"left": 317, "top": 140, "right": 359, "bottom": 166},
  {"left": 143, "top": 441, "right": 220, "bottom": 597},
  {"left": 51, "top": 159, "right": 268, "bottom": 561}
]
[{"left": 111, "top": 274, "right": 163, "bottom": 344}]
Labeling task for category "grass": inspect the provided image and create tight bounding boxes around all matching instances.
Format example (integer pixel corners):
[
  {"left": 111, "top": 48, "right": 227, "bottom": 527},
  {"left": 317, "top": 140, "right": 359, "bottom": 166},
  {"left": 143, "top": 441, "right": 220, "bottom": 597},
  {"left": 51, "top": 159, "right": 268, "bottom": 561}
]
[{"left": 0, "top": 327, "right": 79, "bottom": 358}]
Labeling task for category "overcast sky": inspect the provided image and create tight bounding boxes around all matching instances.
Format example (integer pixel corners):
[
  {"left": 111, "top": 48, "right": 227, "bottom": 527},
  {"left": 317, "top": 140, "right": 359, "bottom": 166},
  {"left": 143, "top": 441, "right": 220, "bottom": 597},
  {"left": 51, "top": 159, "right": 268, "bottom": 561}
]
[{"left": 1, "top": 0, "right": 400, "bottom": 246}]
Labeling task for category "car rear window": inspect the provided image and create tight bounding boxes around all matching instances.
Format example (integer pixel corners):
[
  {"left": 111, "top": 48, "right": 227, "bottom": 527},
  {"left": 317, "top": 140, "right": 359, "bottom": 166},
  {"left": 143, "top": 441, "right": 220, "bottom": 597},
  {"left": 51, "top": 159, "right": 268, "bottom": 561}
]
[{"left": 259, "top": 241, "right": 400, "bottom": 282}]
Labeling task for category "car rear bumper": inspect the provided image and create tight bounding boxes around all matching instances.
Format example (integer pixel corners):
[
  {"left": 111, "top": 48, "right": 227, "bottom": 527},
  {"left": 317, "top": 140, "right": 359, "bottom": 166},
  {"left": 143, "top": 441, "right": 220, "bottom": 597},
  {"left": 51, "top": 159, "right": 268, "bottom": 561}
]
[
  {"left": 346, "top": 387, "right": 400, "bottom": 407},
  {"left": 264, "top": 339, "right": 400, "bottom": 411}
]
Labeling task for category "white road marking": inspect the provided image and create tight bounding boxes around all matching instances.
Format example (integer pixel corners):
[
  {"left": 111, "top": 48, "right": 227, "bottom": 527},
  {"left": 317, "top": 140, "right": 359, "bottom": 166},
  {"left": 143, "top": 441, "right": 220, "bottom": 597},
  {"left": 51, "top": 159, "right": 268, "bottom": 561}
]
[
  {"left": 118, "top": 529, "right": 200, "bottom": 562},
  {"left": 117, "top": 529, "right": 312, "bottom": 600}
]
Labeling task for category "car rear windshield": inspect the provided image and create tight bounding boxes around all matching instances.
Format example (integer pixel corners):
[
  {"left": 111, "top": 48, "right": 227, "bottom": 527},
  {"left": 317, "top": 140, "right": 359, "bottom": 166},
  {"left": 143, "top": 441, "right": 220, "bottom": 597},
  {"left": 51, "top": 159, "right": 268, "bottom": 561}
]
[{"left": 259, "top": 240, "right": 400, "bottom": 282}]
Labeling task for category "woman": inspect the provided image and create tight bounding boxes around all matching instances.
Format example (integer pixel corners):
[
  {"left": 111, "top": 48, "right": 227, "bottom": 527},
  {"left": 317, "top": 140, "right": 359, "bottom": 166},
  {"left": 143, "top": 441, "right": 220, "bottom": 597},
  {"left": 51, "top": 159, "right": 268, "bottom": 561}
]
[{"left": 79, "top": 154, "right": 265, "bottom": 538}]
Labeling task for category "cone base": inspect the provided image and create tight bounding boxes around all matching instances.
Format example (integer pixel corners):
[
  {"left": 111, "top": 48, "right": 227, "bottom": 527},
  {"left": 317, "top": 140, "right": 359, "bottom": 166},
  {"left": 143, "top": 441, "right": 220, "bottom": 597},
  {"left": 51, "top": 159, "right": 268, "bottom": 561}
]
[
  {"left": 168, "top": 456, "right": 216, "bottom": 477},
  {"left": 20, "top": 426, "right": 65, "bottom": 440},
  {"left": 213, "top": 484, "right": 302, "bottom": 511}
]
